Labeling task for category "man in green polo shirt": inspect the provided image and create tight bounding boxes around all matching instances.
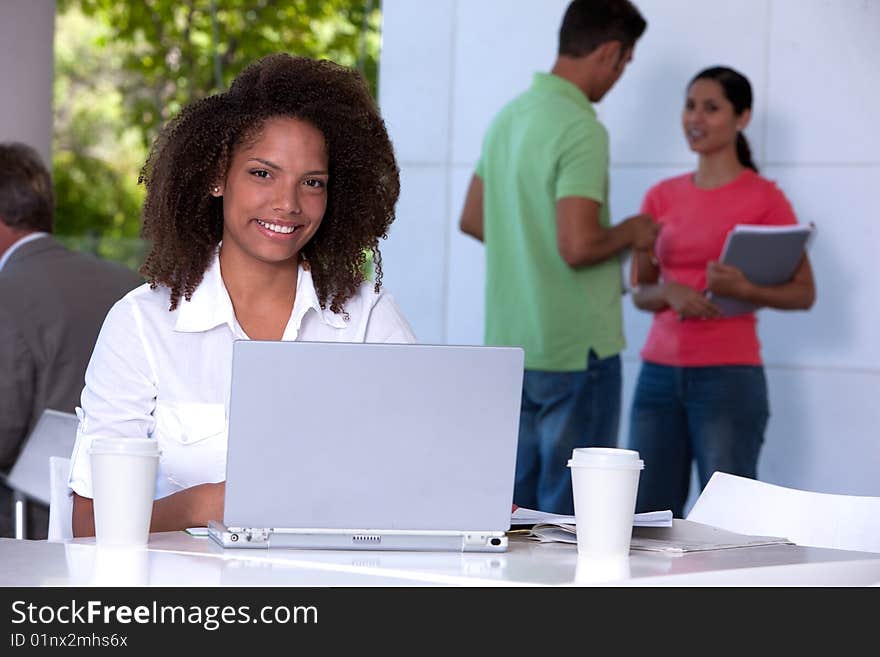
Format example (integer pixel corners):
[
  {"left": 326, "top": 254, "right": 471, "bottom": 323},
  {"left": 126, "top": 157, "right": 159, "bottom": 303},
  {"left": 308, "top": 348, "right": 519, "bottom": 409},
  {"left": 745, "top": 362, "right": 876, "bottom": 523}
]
[{"left": 459, "top": 0, "right": 657, "bottom": 514}]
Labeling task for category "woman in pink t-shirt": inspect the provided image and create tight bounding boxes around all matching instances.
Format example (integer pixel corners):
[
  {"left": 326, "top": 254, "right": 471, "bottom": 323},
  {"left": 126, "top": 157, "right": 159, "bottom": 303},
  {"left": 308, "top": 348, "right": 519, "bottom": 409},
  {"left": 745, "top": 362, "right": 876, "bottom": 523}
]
[{"left": 628, "top": 67, "right": 816, "bottom": 518}]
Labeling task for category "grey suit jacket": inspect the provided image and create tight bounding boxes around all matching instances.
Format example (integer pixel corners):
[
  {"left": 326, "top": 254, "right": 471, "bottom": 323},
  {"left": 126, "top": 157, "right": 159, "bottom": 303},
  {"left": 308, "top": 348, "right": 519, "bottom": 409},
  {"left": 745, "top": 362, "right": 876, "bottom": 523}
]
[{"left": 0, "top": 236, "right": 143, "bottom": 470}]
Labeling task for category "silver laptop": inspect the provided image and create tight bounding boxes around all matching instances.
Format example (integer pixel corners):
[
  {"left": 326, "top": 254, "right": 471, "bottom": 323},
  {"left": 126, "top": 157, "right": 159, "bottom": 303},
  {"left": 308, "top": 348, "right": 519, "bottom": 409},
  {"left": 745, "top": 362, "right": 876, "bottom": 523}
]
[{"left": 208, "top": 341, "right": 524, "bottom": 552}]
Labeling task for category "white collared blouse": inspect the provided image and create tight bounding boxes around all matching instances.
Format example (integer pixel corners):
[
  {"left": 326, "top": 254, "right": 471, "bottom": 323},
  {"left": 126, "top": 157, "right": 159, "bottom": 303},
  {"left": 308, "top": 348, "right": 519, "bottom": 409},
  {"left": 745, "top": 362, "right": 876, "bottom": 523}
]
[{"left": 68, "top": 254, "right": 417, "bottom": 499}]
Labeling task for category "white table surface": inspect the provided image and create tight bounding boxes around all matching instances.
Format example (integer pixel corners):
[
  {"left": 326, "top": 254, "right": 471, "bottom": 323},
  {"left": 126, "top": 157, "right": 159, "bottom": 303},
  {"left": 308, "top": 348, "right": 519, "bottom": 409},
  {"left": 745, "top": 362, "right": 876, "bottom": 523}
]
[{"left": 2, "top": 533, "right": 880, "bottom": 586}]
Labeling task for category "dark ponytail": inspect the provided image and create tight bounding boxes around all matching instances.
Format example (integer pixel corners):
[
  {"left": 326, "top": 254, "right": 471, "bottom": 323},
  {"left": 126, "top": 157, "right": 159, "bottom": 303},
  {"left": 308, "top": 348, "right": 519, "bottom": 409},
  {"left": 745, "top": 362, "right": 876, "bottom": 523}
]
[
  {"left": 691, "top": 66, "right": 758, "bottom": 172},
  {"left": 735, "top": 132, "right": 758, "bottom": 172}
]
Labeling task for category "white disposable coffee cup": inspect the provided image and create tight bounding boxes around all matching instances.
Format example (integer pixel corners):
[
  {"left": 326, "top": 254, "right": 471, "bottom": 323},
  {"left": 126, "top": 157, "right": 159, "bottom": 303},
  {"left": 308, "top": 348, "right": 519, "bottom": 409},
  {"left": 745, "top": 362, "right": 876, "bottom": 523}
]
[
  {"left": 567, "top": 447, "right": 644, "bottom": 558},
  {"left": 89, "top": 438, "right": 160, "bottom": 547}
]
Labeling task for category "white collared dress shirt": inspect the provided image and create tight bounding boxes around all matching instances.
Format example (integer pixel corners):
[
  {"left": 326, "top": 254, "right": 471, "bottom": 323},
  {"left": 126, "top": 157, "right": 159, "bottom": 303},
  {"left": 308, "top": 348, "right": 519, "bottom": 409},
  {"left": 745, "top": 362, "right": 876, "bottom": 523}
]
[{"left": 69, "top": 254, "right": 417, "bottom": 499}]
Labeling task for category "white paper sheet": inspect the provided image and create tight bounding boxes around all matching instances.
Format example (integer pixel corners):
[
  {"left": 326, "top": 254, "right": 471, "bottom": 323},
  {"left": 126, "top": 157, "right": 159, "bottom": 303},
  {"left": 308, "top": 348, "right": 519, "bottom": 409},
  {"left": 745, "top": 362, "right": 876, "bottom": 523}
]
[{"left": 686, "top": 472, "right": 880, "bottom": 553}]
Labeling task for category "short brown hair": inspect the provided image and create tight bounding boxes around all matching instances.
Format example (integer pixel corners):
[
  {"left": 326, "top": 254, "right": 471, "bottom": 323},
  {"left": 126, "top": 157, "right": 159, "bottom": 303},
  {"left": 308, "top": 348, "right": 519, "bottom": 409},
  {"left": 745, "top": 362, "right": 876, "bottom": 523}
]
[
  {"left": 558, "top": 0, "right": 647, "bottom": 57},
  {"left": 0, "top": 142, "right": 54, "bottom": 232}
]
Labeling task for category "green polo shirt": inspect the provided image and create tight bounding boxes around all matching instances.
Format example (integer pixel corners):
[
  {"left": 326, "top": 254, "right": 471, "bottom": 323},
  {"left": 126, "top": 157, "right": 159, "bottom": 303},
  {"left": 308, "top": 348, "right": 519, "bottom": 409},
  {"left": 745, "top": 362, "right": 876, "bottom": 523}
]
[{"left": 476, "top": 72, "right": 624, "bottom": 371}]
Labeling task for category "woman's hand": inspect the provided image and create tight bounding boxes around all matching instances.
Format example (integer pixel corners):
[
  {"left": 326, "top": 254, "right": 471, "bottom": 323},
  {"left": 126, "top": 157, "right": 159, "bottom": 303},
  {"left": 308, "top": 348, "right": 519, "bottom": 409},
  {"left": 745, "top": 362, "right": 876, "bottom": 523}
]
[
  {"left": 664, "top": 281, "right": 721, "bottom": 319},
  {"left": 706, "top": 261, "right": 753, "bottom": 300}
]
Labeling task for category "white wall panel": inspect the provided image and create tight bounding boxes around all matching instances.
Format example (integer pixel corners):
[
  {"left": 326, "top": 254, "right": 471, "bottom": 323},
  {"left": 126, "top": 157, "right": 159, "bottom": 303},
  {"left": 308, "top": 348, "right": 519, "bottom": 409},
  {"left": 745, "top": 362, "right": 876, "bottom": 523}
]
[
  {"left": 381, "top": 165, "right": 449, "bottom": 345},
  {"left": 379, "top": 0, "right": 455, "bottom": 164},
  {"left": 766, "top": 0, "right": 880, "bottom": 164},
  {"left": 445, "top": 165, "right": 485, "bottom": 346}
]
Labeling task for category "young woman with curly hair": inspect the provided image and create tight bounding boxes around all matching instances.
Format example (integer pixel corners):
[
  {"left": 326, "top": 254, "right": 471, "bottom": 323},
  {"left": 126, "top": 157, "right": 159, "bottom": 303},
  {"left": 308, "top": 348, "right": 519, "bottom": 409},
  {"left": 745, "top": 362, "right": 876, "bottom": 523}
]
[{"left": 70, "top": 54, "right": 415, "bottom": 536}]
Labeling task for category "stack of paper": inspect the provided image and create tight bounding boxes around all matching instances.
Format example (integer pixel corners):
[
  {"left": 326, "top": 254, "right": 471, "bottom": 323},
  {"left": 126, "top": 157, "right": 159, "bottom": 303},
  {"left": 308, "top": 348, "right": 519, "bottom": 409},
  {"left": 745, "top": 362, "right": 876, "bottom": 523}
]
[
  {"left": 630, "top": 519, "right": 792, "bottom": 554},
  {"left": 512, "top": 507, "right": 671, "bottom": 528},
  {"left": 510, "top": 507, "right": 673, "bottom": 545},
  {"left": 510, "top": 508, "right": 792, "bottom": 552}
]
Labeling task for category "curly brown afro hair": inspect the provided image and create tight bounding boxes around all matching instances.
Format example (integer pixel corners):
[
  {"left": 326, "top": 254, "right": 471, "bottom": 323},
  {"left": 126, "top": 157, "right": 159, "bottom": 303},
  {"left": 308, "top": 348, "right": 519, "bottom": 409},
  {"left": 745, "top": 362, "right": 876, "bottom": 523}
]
[{"left": 138, "top": 53, "right": 400, "bottom": 313}]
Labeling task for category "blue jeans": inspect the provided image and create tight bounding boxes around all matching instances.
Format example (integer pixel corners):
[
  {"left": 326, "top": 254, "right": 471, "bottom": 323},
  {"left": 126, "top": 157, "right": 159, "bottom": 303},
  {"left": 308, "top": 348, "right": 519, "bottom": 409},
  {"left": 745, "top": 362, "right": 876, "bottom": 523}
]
[
  {"left": 514, "top": 350, "right": 622, "bottom": 515},
  {"left": 627, "top": 362, "right": 769, "bottom": 518}
]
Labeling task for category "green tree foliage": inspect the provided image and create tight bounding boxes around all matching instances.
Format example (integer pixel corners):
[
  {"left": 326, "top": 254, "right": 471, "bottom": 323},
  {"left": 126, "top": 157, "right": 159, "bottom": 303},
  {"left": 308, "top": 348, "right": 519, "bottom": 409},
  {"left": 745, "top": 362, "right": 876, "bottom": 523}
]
[
  {"left": 53, "top": 7, "right": 147, "bottom": 265},
  {"left": 61, "top": 0, "right": 380, "bottom": 149},
  {"left": 54, "top": 0, "right": 380, "bottom": 269}
]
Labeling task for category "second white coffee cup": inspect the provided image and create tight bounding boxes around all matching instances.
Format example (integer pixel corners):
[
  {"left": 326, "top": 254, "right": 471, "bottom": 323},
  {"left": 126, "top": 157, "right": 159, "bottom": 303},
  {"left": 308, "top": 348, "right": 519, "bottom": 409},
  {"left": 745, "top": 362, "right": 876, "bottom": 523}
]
[
  {"left": 567, "top": 447, "right": 644, "bottom": 558},
  {"left": 89, "top": 437, "right": 160, "bottom": 547}
]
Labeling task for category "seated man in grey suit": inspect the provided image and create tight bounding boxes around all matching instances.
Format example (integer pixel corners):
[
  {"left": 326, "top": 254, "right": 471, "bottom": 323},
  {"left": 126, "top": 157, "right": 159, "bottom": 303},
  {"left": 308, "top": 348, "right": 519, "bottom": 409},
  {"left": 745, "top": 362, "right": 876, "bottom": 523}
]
[{"left": 0, "top": 142, "right": 143, "bottom": 538}]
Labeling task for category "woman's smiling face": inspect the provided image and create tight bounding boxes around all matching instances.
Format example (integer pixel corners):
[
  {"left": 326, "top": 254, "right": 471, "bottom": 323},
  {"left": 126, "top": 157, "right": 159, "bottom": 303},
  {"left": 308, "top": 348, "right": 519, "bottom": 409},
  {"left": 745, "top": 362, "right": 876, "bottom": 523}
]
[
  {"left": 216, "top": 116, "right": 329, "bottom": 266},
  {"left": 682, "top": 78, "right": 750, "bottom": 156}
]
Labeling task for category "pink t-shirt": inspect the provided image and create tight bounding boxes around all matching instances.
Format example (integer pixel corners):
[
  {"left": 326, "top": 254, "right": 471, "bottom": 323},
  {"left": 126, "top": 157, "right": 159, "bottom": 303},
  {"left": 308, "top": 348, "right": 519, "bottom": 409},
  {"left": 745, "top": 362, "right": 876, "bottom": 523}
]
[{"left": 639, "top": 169, "right": 798, "bottom": 367}]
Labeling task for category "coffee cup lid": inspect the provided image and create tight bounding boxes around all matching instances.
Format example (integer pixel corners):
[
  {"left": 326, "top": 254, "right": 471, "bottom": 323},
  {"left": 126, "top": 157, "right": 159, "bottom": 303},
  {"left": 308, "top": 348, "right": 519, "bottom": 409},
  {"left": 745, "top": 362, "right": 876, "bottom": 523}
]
[
  {"left": 567, "top": 447, "right": 643, "bottom": 470},
  {"left": 88, "top": 437, "right": 160, "bottom": 457}
]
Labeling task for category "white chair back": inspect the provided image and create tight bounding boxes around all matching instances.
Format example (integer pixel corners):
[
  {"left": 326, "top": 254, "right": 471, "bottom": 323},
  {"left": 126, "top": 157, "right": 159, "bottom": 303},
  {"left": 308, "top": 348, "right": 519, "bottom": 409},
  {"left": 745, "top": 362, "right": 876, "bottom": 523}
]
[
  {"left": 4, "top": 409, "right": 78, "bottom": 539},
  {"left": 6, "top": 410, "right": 79, "bottom": 504},
  {"left": 687, "top": 472, "right": 880, "bottom": 553},
  {"left": 48, "top": 456, "right": 74, "bottom": 541}
]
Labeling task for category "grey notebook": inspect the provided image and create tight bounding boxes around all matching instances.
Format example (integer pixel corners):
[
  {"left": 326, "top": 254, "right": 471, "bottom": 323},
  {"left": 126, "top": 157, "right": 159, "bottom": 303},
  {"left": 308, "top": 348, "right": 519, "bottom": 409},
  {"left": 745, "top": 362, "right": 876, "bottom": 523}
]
[
  {"left": 210, "top": 341, "right": 524, "bottom": 552},
  {"left": 708, "top": 223, "right": 816, "bottom": 317}
]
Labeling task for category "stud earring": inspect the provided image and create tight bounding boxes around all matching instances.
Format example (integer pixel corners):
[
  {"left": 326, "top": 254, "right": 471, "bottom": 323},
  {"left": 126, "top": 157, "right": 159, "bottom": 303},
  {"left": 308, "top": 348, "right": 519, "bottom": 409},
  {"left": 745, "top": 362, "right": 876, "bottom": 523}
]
[{"left": 212, "top": 186, "right": 220, "bottom": 194}]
